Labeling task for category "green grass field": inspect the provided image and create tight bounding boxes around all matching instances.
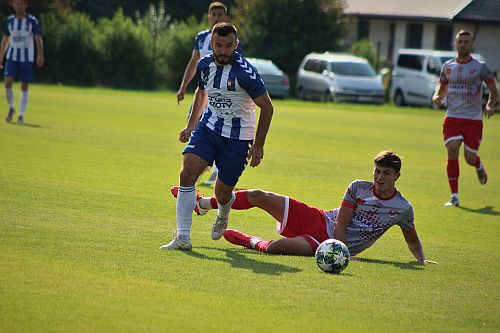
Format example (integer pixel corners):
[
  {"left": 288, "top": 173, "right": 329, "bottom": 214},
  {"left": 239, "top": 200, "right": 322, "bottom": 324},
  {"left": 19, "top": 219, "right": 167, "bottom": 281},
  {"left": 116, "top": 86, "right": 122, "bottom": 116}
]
[{"left": 1, "top": 84, "right": 499, "bottom": 332}]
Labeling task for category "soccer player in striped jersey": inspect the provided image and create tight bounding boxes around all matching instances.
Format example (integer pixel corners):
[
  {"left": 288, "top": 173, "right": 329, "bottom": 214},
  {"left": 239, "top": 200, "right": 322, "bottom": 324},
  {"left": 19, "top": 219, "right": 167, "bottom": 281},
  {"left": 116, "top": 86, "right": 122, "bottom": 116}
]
[
  {"left": 176, "top": 2, "right": 243, "bottom": 186},
  {"left": 433, "top": 30, "right": 498, "bottom": 207},
  {"left": 0, "top": 0, "right": 44, "bottom": 124},
  {"left": 170, "top": 151, "right": 437, "bottom": 264},
  {"left": 161, "top": 23, "right": 274, "bottom": 251}
]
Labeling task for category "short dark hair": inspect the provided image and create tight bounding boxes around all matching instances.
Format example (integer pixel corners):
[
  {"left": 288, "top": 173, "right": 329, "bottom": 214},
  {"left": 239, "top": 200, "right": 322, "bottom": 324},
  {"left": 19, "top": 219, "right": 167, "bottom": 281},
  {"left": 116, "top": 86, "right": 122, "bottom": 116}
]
[
  {"left": 456, "top": 29, "right": 474, "bottom": 40},
  {"left": 373, "top": 151, "right": 401, "bottom": 172},
  {"left": 209, "top": 2, "right": 227, "bottom": 14},
  {"left": 212, "top": 22, "right": 237, "bottom": 39}
]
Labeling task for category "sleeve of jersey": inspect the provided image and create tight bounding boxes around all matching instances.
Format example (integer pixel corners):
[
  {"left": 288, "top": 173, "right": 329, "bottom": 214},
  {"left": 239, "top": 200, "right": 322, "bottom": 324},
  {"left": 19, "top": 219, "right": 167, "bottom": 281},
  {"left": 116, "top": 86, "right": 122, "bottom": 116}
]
[
  {"left": 340, "top": 181, "right": 358, "bottom": 209},
  {"left": 439, "top": 64, "right": 448, "bottom": 85},
  {"left": 237, "top": 65, "right": 267, "bottom": 99},
  {"left": 480, "top": 63, "right": 496, "bottom": 84},
  {"left": 399, "top": 205, "right": 415, "bottom": 233},
  {"left": 193, "top": 34, "right": 200, "bottom": 51},
  {"left": 31, "top": 17, "right": 42, "bottom": 35},
  {"left": 4, "top": 19, "right": 10, "bottom": 36},
  {"left": 195, "top": 62, "right": 205, "bottom": 91}
]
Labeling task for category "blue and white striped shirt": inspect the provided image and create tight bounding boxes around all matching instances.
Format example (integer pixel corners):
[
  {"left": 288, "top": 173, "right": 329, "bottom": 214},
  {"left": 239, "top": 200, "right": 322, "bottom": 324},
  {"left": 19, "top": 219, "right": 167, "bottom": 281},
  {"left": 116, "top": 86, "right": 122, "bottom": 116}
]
[
  {"left": 193, "top": 29, "right": 243, "bottom": 58},
  {"left": 4, "top": 14, "right": 41, "bottom": 63},
  {"left": 196, "top": 52, "right": 267, "bottom": 140}
]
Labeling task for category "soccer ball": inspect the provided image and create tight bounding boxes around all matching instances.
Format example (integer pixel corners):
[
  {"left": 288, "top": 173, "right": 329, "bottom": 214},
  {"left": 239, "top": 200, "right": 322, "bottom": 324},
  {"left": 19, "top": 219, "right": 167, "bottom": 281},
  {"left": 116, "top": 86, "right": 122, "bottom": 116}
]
[{"left": 315, "top": 239, "right": 350, "bottom": 274}]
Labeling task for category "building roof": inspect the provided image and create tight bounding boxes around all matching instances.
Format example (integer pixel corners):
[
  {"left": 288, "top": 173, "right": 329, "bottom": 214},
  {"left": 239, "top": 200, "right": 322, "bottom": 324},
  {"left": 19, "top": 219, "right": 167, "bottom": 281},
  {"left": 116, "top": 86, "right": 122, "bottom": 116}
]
[
  {"left": 343, "top": 0, "right": 500, "bottom": 24},
  {"left": 455, "top": 0, "right": 500, "bottom": 24}
]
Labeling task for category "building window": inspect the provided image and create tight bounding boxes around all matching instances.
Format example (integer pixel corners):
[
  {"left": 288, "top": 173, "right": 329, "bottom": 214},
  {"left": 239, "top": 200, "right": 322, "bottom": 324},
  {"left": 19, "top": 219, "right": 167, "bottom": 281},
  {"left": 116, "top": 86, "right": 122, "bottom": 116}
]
[
  {"left": 357, "top": 19, "right": 370, "bottom": 40},
  {"left": 388, "top": 23, "right": 396, "bottom": 64},
  {"left": 405, "top": 24, "right": 423, "bottom": 48},
  {"left": 435, "top": 25, "right": 453, "bottom": 50}
]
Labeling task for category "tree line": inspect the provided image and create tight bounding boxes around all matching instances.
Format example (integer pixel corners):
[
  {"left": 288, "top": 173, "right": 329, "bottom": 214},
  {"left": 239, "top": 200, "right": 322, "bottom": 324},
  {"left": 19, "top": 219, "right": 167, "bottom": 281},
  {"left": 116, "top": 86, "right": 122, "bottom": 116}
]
[{"left": 0, "top": 0, "right": 375, "bottom": 91}]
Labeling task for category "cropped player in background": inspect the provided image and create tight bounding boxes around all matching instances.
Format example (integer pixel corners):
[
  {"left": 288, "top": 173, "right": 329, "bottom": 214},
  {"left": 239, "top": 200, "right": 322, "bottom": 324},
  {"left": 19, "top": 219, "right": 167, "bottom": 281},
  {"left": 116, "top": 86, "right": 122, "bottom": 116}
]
[
  {"left": 0, "top": 0, "right": 44, "bottom": 125},
  {"left": 161, "top": 23, "right": 274, "bottom": 251},
  {"left": 176, "top": 2, "right": 243, "bottom": 185},
  {"left": 433, "top": 30, "right": 498, "bottom": 207},
  {"left": 171, "top": 151, "right": 437, "bottom": 264}
]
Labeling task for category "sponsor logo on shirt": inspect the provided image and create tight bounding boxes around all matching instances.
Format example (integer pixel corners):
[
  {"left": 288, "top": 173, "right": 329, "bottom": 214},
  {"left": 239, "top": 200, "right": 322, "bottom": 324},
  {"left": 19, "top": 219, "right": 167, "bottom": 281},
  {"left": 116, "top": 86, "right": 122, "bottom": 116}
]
[{"left": 208, "top": 93, "right": 232, "bottom": 109}]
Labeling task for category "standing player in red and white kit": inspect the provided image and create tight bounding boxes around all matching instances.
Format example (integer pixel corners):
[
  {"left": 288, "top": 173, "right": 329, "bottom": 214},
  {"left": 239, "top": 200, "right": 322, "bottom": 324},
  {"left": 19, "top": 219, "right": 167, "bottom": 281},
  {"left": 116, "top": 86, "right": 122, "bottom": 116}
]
[
  {"left": 171, "top": 151, "right": 437, "bottom": 264},
  {"left": 433, "top": 30, "right": 498, "bottom": 207}
]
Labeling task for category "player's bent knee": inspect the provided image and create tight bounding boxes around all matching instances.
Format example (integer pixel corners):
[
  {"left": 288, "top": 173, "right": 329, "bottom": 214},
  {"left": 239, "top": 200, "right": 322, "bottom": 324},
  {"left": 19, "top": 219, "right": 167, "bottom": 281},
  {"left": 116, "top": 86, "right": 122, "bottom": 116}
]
[{"left": 246, "top": 189, "right": 267, "bottom": 204}]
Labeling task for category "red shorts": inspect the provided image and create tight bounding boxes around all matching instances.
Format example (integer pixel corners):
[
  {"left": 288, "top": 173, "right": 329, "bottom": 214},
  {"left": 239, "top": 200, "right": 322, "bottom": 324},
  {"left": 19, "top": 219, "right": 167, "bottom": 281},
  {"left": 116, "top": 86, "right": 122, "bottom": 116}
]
[
  {"left": 443, "top": 117, "right": 483, "bottom": 153},
  {"left": 276, "top": 197, "right": 330, "bottom": 252}
]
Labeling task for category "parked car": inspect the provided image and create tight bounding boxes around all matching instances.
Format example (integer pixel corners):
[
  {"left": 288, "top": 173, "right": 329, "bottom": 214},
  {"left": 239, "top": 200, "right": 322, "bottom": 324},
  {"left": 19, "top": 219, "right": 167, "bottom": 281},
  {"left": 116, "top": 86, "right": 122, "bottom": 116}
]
[
  {"left": 247, "top": 58, "right": 289, "bottom": 99},
  {"left": 296, "top": 52, "right": 385, "bottom": 104},
  {"left": 390, "top": 48, "right": 490, "bottom": 108}
]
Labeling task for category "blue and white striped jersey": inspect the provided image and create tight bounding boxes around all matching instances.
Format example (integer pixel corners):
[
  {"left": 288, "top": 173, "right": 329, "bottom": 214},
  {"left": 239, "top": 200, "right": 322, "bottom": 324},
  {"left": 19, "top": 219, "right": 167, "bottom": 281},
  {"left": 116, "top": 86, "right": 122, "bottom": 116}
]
[
  {"left": 193, "top": 29, "right": 243, "bottom": 58},
  {"left": 4, "top": 14, "right": 41, "bottom": 63},
  {"left": 196, "top": 52, "right": 267, "bottom": 140}
]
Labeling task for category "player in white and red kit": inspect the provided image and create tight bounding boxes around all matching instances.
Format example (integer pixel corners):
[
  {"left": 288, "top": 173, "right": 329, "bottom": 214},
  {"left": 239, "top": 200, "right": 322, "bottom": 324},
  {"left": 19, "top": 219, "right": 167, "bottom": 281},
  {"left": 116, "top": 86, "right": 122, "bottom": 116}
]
[
  {"left": 433, "top": 30, "right": 498, "bottom": 207},
  {"left": 170, "top": 151, "right": 437, "bottom": 264}
]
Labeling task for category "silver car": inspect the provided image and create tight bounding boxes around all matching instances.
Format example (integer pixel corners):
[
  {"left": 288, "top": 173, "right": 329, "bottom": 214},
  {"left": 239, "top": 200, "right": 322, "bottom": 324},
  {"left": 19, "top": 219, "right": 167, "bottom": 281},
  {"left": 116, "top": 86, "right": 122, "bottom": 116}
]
[
  {"left": 296, "top": 52, "right": 385, "bottom": 104},
  {"left": 247, "top": 58, "right": 290, "bottom": 99}
]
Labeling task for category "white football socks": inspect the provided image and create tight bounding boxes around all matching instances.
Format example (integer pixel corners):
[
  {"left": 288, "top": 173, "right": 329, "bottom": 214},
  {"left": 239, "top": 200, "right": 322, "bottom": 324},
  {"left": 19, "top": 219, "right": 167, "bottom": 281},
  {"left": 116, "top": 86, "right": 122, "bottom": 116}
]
[
  {"left": 176, "top": 185, "right": 196, "bottom": 239},
  {"left": 5, "top": 87, "right": 13, "bottom": 108},
  {"left": 19, "top": 90, "right": 28, "bottom": 116},
  {"left": 216, "top": 192, "right": 236, "bottom": 220}
]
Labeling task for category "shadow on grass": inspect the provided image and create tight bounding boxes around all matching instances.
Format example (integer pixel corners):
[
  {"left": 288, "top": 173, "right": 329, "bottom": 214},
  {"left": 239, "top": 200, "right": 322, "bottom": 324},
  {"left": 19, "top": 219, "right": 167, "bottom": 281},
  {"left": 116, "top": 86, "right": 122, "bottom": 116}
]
[
  {"left": 457, "top": 205, "right": 499, "bottom": 216},
  {"left": 182, "top": 247, "right": 302, "bottom": 276},
  {"left": 11, "top": 122, "right": 43, "bottom": 128},
  {"left": 353, "top": 257, "right": 425, "bottom": 270}
]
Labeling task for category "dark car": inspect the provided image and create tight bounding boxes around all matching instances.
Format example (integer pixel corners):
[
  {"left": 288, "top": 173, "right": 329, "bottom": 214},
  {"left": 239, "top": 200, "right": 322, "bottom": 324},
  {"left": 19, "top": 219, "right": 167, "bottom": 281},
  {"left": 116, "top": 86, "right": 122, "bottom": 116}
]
[{"left": 248, "top": 58, "right": 290, "bottom": 99}]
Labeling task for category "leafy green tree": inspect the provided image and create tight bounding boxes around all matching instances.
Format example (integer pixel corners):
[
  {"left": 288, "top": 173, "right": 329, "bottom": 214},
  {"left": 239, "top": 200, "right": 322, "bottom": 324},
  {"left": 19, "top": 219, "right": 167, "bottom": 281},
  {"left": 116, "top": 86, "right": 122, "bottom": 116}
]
[
  {"left": 161, "top": 16, "right": 206, "bottom": 89},
  {"left": 136, "top": 2, "right": 171, "bottom": 84},
  {"left": 40, "top": 9, "right": 99, "bottom": 84},
  {"left": 350, "top": 38, "right": 386, "bottom": 71},
  {"left": 232, "top": 0, "right": 346, "bottom": 86},
  {"left": 94, "top": 9, "right": 154, "bottom": 88}
]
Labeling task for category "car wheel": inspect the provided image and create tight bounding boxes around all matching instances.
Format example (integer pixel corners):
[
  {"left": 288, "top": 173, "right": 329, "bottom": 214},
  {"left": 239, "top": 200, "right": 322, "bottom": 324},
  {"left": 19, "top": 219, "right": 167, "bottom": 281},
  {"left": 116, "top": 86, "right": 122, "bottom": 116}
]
[
  {"left": 298, "top": 87, "right": 306, "bottom": 100},
  {"left": 394, "top": 90, "right": 406, "bottom": 107},
  {"left": 323, "top": 91, "right": 332, "bottom": 103}
]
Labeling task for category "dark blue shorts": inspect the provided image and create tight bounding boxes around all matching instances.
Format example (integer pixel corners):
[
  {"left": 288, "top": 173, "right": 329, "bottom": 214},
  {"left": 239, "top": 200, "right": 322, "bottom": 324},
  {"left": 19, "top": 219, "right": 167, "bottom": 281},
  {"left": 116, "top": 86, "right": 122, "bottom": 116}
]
[
  {"left": 183, "top": 124, "right": 252, "bottom": 186},
  {"left": 4, "top": 60, "right": 34, "bottom": 82}
]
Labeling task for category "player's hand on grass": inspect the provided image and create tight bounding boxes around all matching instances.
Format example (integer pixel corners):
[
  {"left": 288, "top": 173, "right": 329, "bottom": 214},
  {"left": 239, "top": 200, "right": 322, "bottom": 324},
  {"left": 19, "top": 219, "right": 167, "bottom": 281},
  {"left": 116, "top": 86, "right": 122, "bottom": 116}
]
[
  {"left": 247, "top": 143, "right": 264, "bottom": 167},
  {"left": 179, "top": 128, "right": 193, "bottom": 143}
]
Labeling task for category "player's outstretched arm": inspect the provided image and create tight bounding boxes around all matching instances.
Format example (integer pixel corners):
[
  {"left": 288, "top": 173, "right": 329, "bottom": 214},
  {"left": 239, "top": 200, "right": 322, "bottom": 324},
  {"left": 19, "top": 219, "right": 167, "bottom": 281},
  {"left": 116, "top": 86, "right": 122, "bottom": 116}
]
[
  {"left": 432, "top": 82, "right": 448, "bottom": 108},
  {"left": 248, "top": 92, "right": 273, "bottom": 167},
  {"left": 179, "top": 88, "right": 207, "bottom": 143},
  {"left": 177, "top": 50, "right": 201, "bottom": 105},
  {"left": 0, "top": 36, "right": 11, "bottom": 69},
  {"left": 484, "top": 80, "right": 499, "bottom": 118},
  {"left": 35, "top": 35, "right": 44, "bottom": 68},
  {"left": 402, "top": 228, "right": 438, "bottom": 265},
  {"left": 333, "top": 205, "right": 354, "bottom": 244}
]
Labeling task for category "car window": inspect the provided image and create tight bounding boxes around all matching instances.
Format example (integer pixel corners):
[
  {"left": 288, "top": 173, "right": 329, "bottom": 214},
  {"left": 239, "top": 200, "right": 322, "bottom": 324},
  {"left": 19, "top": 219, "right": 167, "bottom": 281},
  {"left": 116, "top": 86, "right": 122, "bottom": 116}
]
[
  {"left": 426, "top": 57, "right": 440, "bottom": 75},
  {"left": 317, "top": 61, "right": 328, "bottom": 74},
  {"left": 303, "top": 59, "right": 319, "bottom": 72},
  {"left": 253, "top": 62, "right": 281, "bottom": 75},
  {"left": 439, "top": 56, "right": 454, "bottom": 65},
  {"left": 330, "top": 61, "right": 376, "bottom": 77},
  {"left": 397, "top": 54, "right": 424, "bottom": 71}
]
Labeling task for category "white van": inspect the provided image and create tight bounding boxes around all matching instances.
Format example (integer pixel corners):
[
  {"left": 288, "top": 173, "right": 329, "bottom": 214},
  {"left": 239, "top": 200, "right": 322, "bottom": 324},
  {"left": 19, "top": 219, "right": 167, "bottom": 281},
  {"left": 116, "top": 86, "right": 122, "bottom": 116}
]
[
  {"left": 296, "top": 52, "right": 385, "bottom": 104},
  {"left": 391, "top": 48, "right": 488, "bottom": 108}
]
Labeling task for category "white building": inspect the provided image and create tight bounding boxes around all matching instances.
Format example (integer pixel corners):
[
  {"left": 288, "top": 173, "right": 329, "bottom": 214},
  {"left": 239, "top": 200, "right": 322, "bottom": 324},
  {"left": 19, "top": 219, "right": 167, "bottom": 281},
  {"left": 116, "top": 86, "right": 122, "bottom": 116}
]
[{"left": 343, "top": 0, "right": 500, "bottom": 72}]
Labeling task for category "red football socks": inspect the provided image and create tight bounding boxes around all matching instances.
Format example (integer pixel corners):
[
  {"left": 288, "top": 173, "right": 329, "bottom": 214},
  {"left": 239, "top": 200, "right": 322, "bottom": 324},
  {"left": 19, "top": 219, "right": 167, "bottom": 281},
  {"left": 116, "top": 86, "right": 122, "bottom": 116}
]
[
  {"left": 447, "top": 159, "right": 459, "bottom": 194},
  {"left": 209, "top": 190, "right": 254, "bottom": 209}
]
